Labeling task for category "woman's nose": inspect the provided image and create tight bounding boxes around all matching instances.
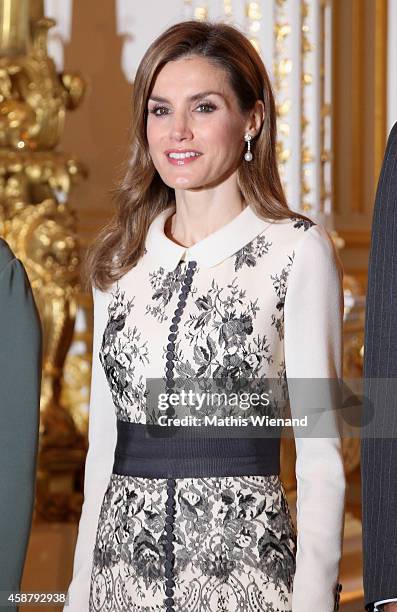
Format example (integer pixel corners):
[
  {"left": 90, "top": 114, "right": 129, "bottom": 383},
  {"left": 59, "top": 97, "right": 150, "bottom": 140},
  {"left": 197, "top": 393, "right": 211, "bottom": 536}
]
[{"left": 169, "top": 111, "right": 193, "bottom": 140}]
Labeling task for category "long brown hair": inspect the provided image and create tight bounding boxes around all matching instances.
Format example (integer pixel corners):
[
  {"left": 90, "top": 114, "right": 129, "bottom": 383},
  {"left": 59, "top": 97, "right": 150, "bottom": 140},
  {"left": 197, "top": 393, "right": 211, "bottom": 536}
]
[{"left": 85, "top": 20, "right": 311, "bottom": 292}]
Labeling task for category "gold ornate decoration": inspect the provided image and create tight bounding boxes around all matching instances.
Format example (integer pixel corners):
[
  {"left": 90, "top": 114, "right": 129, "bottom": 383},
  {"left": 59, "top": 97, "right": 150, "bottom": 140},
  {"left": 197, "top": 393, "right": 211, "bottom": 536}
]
[
  {"left": 223, "top": 0, "right": 233, "bottom": 24},
  {"left": 319, "top": 0, "right": 332, "bottom": 216},
  {"left": 0, "top": 0, "right": 88, "bottom": 521},
  {"left": 193, "top": 1, "right": 208, "bottom": 22},
  {"left": 273, "top": 0, "right": 292, "bottom": 185},
  {"left": 245, "top": 1, "right": 262, "bottom": 55},
  {"left": 300, "top": 0, "right": 314, "bottom": 214},
  {"left": 59, "top": 286, "right": 94, "bottom": 440}
]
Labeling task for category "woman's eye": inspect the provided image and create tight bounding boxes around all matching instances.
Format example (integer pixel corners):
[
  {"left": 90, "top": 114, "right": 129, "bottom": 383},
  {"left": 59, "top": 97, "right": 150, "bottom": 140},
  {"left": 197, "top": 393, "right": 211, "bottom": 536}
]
[
  {"left": 149, "top": 106, "right": 169, "bottom": 116},
  {"left": 196, "top": 103, "right": 216, "bottom": 112},
  {"left": 148, "top": 103, "right": 216, "bottom": 116}
]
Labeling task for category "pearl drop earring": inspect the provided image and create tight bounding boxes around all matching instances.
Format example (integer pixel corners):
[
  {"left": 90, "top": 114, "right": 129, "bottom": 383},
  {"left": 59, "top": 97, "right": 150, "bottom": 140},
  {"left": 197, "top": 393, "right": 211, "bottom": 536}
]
[{"left": 244, "top": 133, "right": 253, "bottom": 161}]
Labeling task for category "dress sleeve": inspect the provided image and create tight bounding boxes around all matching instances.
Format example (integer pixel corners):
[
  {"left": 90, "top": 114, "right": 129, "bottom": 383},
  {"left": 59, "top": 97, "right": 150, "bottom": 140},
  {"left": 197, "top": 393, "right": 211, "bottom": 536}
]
[
  {"left": 0, "top": 255, "right": 41, "bottom": 600},
  {"left": 65, "top": 286, "right": 117, "bottom": 611},
  {"left": 283, "top": 224, "right": 346, "bottom": 612}
]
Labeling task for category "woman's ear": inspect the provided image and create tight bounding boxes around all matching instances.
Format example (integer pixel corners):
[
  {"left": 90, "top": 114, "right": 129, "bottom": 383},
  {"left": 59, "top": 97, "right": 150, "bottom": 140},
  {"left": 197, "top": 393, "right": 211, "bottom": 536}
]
[{"left": 245, "top": 100, "right": 265, "bottom": 136}]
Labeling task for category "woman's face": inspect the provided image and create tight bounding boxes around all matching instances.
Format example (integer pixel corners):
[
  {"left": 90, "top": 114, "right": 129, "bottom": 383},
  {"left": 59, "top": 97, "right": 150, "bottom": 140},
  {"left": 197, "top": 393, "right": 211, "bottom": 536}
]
[{"left": 146, "top": 55, "right": 250, "bottom": 190}]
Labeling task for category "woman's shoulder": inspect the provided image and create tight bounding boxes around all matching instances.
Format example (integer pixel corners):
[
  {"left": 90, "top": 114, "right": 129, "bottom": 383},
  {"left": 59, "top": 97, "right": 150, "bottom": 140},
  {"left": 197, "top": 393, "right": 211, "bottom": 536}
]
[
  {"left": 265, "top": 213, "right": 341, "bottom": 271},
  {"left": 261, "top": 211, "right": 318, "bottom": 247},
  {"left": 271, "top": 212, "right": 334, "bottom": 246}
]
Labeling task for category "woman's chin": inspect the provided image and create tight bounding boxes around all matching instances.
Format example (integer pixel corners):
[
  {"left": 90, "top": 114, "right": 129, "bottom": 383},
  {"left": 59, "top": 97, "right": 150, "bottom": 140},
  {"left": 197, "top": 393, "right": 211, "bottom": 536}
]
[{"left": 161, "top": 174, "right": 204, "bottom": 189}]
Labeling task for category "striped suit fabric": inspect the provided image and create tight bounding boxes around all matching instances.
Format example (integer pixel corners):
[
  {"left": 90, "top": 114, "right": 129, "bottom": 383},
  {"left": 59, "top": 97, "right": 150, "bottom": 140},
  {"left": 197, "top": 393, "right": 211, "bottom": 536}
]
[{"left": 361, "top": 122, "right": 397, "bottom": 611}]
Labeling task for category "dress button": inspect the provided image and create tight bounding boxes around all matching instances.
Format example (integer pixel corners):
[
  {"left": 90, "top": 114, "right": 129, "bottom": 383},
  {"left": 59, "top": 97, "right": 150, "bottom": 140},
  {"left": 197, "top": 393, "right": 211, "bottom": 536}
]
[
  {"left": 166, "top": 351, "right": 175, "bottom": 359},
  {"left": 165, "top": 587, "right": 174, "bottom": 597},
  {"left": 166, "top": 371, "right": 174, "bottom": 379},
  {"left": 165, "top": 515, "right": 174, "bottom": 525},
  {"left": 169, "top": 324, "right": 178, "bottom": 332},
  {"left": 177, "top": 299, "right": 186, "bottom": 308},
  {"left": 174, "top": 308, "right": 183, "bottom": 316},
  {"left": 165, "top": 524, "right": 173, "bottom": 534},
  {"left": 166, "top": 343, "right": 174, "bottom": 351},
  {"left": 166, "top": 579, "right": 176, "bottom": 588},
  {"left": 165, "top": 598, "right": 175, "bottom": 606},
  {"left": 171, "top": 315, "right": 181, "bottom": 324},
  {"left": 189, "top": 261, "right": 197, "bottom": 268},
  {"left": 166, "top": 360, "right": 174, "bottom": 370},
  {"left": 168, "top": 333, "right": 177, "bottom": 342},
  {"left": 165, "top": 560, "right": 173, "bottom": 572}
]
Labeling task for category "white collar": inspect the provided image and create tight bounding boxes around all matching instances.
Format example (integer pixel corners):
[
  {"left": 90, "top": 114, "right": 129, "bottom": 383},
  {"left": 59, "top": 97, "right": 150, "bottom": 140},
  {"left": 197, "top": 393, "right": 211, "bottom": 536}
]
[{"left": 144, "top": 203, "right": 274, "bottom": 270}]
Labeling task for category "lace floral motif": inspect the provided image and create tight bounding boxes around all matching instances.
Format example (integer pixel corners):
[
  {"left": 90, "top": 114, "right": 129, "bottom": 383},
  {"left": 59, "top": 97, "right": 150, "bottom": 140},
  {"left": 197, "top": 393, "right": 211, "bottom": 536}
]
[
  {"left": 89, "top": 475, "right": 296, "bottom": 611},
  {"left": 146, "top": 262, "right": 198, "bottom": 323},
  {"left": 100, "top": 284, "right": 150, "bottom": 422},
  {"left": 234, "top": 234, "right": 273, "bottom": 271}
]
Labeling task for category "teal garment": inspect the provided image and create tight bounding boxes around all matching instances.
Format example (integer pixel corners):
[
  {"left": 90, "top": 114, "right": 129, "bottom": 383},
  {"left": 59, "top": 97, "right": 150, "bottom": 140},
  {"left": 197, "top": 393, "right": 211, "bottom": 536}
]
[{"left": 0, "top": 238, "right": 42, "bottom": 607}]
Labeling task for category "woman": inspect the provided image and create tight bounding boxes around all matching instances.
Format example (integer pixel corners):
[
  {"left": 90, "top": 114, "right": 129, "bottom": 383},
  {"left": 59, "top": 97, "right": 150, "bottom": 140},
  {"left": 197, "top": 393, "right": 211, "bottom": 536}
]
[{"left": 66, "top": 20, "right": 345, "bottom": 612}]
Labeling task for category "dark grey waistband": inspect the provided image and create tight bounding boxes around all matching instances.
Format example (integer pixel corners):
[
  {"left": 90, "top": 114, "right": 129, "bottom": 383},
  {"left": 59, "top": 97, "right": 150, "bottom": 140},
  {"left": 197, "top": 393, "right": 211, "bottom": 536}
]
[{"left": 112, "top": 420, "right": 280, "bottom": 478}]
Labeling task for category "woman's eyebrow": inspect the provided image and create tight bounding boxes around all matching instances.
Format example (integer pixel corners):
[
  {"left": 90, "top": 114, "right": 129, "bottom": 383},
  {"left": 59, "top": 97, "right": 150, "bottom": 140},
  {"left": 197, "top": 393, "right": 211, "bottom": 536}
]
[{"left": 148, "top": 90, "right": 225, "bottom": 103}]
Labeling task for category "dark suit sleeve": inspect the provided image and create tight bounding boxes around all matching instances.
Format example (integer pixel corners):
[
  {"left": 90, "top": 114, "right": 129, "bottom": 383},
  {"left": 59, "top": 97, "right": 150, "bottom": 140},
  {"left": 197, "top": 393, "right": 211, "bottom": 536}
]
[
  {"left": 0, "top": 246, "right": 42, "bottom": 602},
  {"left": 361, "top": 122, "right": 397, "bottom": 611}
]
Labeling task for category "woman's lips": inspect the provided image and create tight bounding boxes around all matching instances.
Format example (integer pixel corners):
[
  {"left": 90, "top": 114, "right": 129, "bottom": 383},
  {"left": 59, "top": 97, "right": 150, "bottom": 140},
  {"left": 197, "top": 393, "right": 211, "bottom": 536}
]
[{"left": 165, "top": 153, "right": 203, "bottom": 166}]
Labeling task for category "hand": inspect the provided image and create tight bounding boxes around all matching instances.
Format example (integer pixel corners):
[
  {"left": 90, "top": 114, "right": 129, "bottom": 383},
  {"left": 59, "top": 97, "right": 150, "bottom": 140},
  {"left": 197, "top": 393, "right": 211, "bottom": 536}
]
[{"left": 384, "top": 604, "right": 397, "bottom": 611}]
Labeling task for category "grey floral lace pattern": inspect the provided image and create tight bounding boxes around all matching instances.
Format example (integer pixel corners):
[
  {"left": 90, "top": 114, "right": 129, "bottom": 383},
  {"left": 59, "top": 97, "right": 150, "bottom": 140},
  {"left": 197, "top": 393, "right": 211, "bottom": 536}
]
[
  {"left": 100, "top": 284, "right": 150, "bottom": 422},
  {"left": 146, "top": 262, "right": 198, "bottom": 323},
  {"left": 270, "top": 253, "right": 295, "bottom": 342},
  {"left": 157, "top": 274, "right": 277, "bottom": 416},
  {"left": 291, "top": 217, "right": 315, "bottom": 232},
  {"left": 89, "top": 474, "right": 297, "bottom": 611},
  {"left": 233, "top": 234, "right": 273, "bottom": 271}
]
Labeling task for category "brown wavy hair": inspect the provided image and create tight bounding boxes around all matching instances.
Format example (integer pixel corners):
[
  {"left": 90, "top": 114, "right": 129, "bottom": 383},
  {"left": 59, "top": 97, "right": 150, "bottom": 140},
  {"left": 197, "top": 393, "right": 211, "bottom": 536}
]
[{"left": 85, "top": 19, "right": 312, "bottom": 292}]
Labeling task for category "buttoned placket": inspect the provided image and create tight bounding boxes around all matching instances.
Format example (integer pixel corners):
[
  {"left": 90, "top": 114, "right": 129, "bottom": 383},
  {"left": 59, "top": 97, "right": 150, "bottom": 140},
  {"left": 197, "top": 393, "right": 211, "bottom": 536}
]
[
  {"left": 162, "top": 259, "right": 198, "bottom": 612},
  {"left": 333, "top": 582, "right": 342, "bottom": 610}
]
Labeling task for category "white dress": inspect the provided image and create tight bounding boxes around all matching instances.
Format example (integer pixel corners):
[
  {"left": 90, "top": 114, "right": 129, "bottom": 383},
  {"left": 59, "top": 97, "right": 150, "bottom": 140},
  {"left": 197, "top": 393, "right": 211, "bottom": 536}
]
[{"left": 65, "top": 203, "right": 346, "bottom": 612}]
